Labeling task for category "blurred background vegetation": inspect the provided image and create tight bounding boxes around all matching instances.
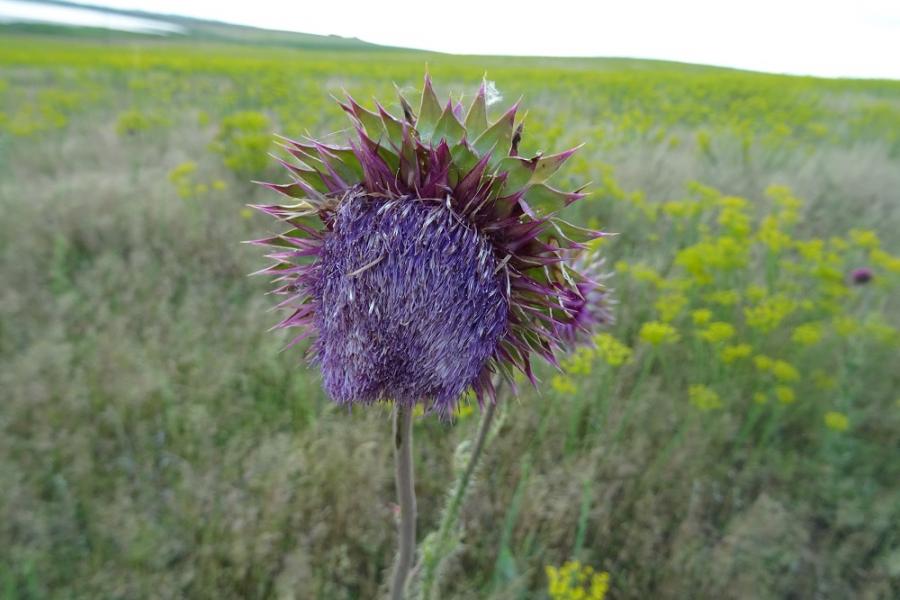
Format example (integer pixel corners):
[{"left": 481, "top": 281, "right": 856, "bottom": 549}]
[{"left": 1, "top": 7, "right": 899, "bottom": 599}]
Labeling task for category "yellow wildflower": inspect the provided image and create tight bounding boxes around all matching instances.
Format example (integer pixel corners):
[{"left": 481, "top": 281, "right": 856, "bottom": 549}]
[
  {"left": 871, "top": 248, "right": 900, "bottom": 273},
  {"left": 772, "top": 360, "right": 800, "bottom": 382},
  {"left": 745, "top": 284, "right": 767, "bottom": 302},
  {"left": 639, "top": 321, "right": 681, "bottom": 346},
  {"left": 849, "top": 228, "right": 880, "bottom": 250},
  {"left": 791, "top": 323, "right": 823, "bottom": 346},
  {"left": 692, "top": 309, "right": 713, "bottom": 326},
  {"left": 662, "top": 200, "right": 698, "bottom": 219},
  {"left": 717, "top": 196, "right": 752, "bottom": 238},
  {"left": 631, "top": 264, "right": 664, "bottom": 287},
  {"left": 833, "top": 315, "right": 858, "bottom": 337},
  {"left": 754, "top": 355, "right": 774, "bottom": 372},
  {"left": 561, "top": 347, "right": 594, "bottom": 376},
  {"left": 824, "top": 411, "right": 849, "bottom": 432},
  {"left": 704, "top": 290, "right": 741, "bottom": 306},
  {"left": 757, "top": 216, "right": 791, "bottom": 253},
  {"left": 689, "top": 384, "right": 722, "bottom": 410},
  {"left": 552, "top": 375, "right": 578, "bottom": 395},
  {"left": 547, "top": 561, "right": 609, "bottom": 600},
  {"left": 168, "top": 160, "right": 197, "bottom": 183},
  {"left": 795, "top": 239, "right": 824, "bottom": 262},
  {"left": 745, "top": 295, "right": 794, "bottom": 332},
  {"left": 687, "top": 180, "right": 722, "bottom": 206},
  {"left": 699, "top": 322, "right": 736, "bottom": 343},
  {"left": 655, "top": 293, "right": 688, "bottom": 322},
  {"left": 753, "top": 392, "right": 768, "bottom": 404},
  {"left": 720, "top": 343, "right": 752, "bottom": 364},
  {"left": 593, "top": 333, "right": 632, "bottom": 367},
  {"left": 766, "top": 184, "right": 803, "bottom": 225},
  {"left": 775, "top": 386, "right": 796, "bottom": 404}
]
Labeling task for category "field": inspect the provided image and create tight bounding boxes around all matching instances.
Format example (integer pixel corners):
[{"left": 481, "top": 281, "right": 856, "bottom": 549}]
[{"left": 1, "top": 27, "right": 900, "bottom": 600}]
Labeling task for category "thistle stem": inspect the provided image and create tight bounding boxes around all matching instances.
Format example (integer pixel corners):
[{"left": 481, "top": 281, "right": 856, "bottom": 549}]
[{"left": 390, "top": 404, "right": 416, "bottom": 600}]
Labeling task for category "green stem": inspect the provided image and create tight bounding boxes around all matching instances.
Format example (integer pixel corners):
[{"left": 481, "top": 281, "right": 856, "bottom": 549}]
[
  {"left": 391, "top": 405, "right": 416, "bottom": 600},
  {"left": 420, "top": 392, "right": 500, "bottom": 599}
]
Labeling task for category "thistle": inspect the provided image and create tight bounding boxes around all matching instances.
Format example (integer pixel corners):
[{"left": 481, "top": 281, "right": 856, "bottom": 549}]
[
  {"left": 250, "top": 74, "right": 610, "bottom": 599},
  {"left": 850, "top": 266, "right": 873, "bottom": 285},
  {"left": 251, "top": 74, "right": 610, "bottom": 416}
]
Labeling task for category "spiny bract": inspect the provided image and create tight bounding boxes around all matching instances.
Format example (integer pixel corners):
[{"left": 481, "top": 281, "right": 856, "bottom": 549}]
[{"left": 251, "top": 74, "right": 611, "bottom": 416}]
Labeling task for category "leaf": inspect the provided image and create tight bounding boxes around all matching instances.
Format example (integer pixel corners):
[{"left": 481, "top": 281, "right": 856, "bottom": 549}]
[
  {"left": 416, "top": 73, "right": 442, "bottom": 141},
  {"left": 340, "top": 96, "right": 385, "bottom": 142},
  {"left": 376, "top": 102, "right": 404, "bottom": 147},
  {"left": 432, "top": 101, "right": 467, "bottom": 147},
  {"left": 522, "top": 183, "right": 587, "bottom": 216},
  {"left": 494, "top": 156, "right": 537, "bottom": 192},
  {"left": 465, "top": 79, "right": 489, "bottom": 138},
  {"left": 472, "top": 100, "right": 518, "bottom": 163},
  {"left": 528, "top": 145, "right": 582, "bottom": 184},
  {"left": 448, "top": 140, "right": 480, "bottom": 187}
]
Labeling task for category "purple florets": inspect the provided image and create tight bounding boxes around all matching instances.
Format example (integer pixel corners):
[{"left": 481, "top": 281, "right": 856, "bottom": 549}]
[
  {"left": 313, "top": 193, "right": 507, "bottom": 414},
  {"left": 850, "top": 267, "right": 873, "bottom": 285}
]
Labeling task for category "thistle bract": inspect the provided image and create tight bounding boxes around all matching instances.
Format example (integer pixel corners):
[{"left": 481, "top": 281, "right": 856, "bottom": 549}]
[{"left": 251, "top": 75, "right": 610, "bottom": 415}]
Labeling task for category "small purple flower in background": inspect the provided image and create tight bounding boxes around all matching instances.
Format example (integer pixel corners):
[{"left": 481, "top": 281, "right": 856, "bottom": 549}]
[
  {"left": 250, "top": 75, "right": 609, "bottom": 417},
  {"left": 850, "top": 267, "right": 874, "bottom": 285}
]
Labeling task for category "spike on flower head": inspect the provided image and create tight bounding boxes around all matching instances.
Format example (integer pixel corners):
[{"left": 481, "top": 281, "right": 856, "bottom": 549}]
[{"left": 251, "top": 75, "right": 611, "bottom": 417}]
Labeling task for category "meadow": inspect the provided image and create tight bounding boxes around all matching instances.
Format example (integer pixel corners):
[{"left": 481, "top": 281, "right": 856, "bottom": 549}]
[{"left": 1, "top": 30, "right": 899, "bottom": 599}]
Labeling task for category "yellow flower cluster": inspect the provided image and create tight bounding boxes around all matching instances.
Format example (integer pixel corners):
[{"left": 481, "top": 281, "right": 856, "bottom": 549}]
[
  {"left": 639, "top": 322, "right": 681, "bottom": 346},
  {"left": 168, "top": 162, "right": 229, "bottom": 200},
  {"left": 691, "top": 309, "right": 713, "bottom": 326},
  {"left": 655, "top": 293, "right": 688, "bottom": 323},
  {"left": 744, "top": 295, "right": 794, "bottom": 332},
  {"left": 594, "top": 333, "right": 633, "bottom": 367},
  {"left": 792, "top": 323, "right": 823, "bottom": 346},
  {"left": 553, "top": 334, "right": 634, "bottom": 394},
  {"left": 604, "top": 175, "right": 898, "bottom": 429},
  {"left": 546, "top": 561, "right": 610, "bottom": 600},
  {"left": 823, "top": 411, "right": 849, "bottom": 432},
  {"left": 698, "top": 322, "right": 736, "bottom": 344},
  {"left": 720, "top": 343, "right": 752, "bottom": 364},
  {"left": 774, "top": 386, "right": 796, "bottom": 404},
  {"left": 689, "top": 384, "right": 722, "bottom": 411}
]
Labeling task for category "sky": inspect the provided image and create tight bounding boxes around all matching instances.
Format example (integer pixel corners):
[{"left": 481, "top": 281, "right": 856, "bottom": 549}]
[{"left": 11, "top": 0, "right": 900, "bottom": 78}]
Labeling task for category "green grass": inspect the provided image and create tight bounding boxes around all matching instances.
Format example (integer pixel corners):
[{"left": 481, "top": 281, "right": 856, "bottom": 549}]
[{"left": 0, "top": 30, "right": 899, "bottom": 599}]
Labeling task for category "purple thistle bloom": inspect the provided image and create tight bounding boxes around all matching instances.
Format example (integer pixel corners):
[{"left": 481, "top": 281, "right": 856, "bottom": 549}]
[
  {"left": 850, "top": 267, "right": 873, "bottom": 285},
  {"left": 250, "top": 75, "right": 611, "bottom": 416},
  {"left": 314, "top": 194, "right": 507, "bottom": 409},
  {"left": 558, "top": 252, "right": 615, "bottom": 347}
]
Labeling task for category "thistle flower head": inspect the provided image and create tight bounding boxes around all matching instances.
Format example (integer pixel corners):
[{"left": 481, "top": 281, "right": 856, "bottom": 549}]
[
  {"left": 251, "top": 75, "right": 611, "bottom": 416},
  {"left": 850, "top": 266, "right": 873, "bottom": 285}
]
